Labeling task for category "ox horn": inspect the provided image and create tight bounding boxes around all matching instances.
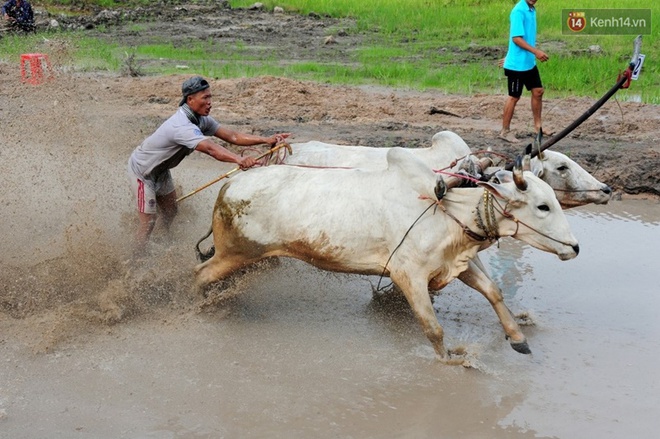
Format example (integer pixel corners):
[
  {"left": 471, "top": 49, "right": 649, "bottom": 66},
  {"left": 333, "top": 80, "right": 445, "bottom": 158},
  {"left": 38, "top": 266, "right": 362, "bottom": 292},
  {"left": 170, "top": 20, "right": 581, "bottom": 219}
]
[
  {"left": 535, "top": 131, "right": 545, "bottom": 160},
  {"left": 522, "top": 144, "right": 532, "bottom": 171},
  {"left": 513, "top": 155, "right": 528, "bottom": 191}
]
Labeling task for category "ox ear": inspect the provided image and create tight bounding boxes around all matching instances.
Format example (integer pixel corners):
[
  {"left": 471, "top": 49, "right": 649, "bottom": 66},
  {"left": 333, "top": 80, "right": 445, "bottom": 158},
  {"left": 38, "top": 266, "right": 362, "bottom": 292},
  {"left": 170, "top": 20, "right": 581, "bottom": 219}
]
[
  {"left": 530, "top": 158, "right": 543, "bottom": 177},
  {"left": 490, "top": 169, "right": 512, "bottom": 184},
  {"left": 478, "top": 179, "right": 525, "bottom": 205}
]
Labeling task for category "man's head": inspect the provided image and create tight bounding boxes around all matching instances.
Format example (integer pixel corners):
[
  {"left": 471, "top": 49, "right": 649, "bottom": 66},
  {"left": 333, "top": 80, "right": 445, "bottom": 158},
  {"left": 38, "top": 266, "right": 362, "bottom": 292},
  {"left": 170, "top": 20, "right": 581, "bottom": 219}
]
[{"left": 179, "top": 76, "right": 212, "bottom": 114}]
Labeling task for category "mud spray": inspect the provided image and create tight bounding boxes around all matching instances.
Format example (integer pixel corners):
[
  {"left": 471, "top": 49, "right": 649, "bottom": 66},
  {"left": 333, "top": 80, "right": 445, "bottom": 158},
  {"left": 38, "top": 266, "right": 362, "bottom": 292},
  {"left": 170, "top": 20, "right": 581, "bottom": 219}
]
[{"left": 0, "top": 67, "right": 252, "bottom": 353}]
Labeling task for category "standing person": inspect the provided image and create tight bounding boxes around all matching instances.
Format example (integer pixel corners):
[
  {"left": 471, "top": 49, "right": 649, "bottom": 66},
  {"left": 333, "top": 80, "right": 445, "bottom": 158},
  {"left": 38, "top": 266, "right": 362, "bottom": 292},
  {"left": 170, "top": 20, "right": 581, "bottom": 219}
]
[
  {"left": 1, "top": 0, "right": 34, "bottom": 32},
  {"left": 499, "top": 0, "right": 549, "bottom": 144},
  {"left": 127, "top": 76, "right": 291, "bottom": 257}
]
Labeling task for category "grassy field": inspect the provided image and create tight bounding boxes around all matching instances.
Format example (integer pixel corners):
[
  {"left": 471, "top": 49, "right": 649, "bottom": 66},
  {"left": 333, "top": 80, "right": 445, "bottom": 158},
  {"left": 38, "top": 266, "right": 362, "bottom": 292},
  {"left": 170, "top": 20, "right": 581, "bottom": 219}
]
[
  {"left": 230, "top": 0, "right": 658, "bottom": 103},
  {"left": 2, "top": 0, "right": 657, "bottom": 103}
]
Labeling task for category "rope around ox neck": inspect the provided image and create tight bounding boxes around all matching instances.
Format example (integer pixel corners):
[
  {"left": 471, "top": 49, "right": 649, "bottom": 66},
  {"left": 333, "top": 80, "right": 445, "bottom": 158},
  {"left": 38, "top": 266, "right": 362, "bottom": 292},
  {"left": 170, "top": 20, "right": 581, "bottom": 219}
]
[
  {"left": 490, "top": 193, "right": 577, "bottom": 248},
  {"left": 432, "top": 188, "right": 576, "bottom": 249}
]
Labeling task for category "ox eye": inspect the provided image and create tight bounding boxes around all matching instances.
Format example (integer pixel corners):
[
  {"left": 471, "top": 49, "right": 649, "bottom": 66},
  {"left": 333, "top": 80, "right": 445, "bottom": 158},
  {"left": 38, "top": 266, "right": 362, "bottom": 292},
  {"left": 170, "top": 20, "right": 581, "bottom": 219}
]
[
  {"left": 557, "top": 165, "right": 568, "bottom": 171},
  {"left": 538, "top": 204, "right": 550, "bottom": 212}
]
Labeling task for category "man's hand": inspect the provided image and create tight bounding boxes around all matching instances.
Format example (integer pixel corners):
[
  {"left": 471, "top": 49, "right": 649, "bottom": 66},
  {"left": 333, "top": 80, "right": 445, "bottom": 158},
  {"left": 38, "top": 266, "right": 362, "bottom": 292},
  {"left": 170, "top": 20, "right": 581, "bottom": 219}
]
[
  {"left": 238, "top": 156, "right": 257, "bottom": 170},
  {"left": 512, "top": 37, "right": 549, "bottom": 63},
  {"left": 268, "top": 133, "right": 291, "bottom": 147},
  {"left": 535, "top": 49, "right": 549, "bottom": 62}
]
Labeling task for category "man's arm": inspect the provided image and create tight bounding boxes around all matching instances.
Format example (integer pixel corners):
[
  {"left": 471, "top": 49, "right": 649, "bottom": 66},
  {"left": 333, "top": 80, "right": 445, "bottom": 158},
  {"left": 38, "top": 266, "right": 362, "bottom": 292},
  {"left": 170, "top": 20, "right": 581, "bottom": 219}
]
[
  {"left": 512, "top": 36, "right": 549, "bottom": 62},
  {"left": 195, "top": 138, "right": 257, "bottom": 170},
  {"left": 214, "top": 126, "right": 289, "bottom": 148}
]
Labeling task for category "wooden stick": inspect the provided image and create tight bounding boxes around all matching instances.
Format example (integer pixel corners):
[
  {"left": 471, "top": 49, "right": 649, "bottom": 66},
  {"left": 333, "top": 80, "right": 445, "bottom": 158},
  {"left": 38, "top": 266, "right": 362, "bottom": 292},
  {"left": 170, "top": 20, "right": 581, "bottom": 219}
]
[
  {"left": 504, "top": 35, "right": 642, "bottom": 171},
  {"left": 176, "top": 142, "right": 292, "bottom": 203}
]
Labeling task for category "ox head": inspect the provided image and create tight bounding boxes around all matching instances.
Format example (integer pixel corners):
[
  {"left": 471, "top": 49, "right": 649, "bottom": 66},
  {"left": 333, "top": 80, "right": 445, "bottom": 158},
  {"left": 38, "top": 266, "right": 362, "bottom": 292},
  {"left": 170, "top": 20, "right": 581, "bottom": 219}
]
[
  {"left": 479, "top": 160, "right": 579, "bottom": 261},
  {"left": 525, "top": 136, "right": 611, "bottom": 208},
  {"left": 531, "top": 150, "right": 612, "bottom": 208}
]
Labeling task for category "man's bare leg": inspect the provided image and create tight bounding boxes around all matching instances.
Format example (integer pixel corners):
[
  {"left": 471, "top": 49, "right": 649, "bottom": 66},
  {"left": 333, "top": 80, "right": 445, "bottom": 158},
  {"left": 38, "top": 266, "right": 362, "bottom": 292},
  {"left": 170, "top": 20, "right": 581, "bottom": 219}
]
[
  {"left": 157, "top": 191, "right": 178, "bottom": 232},
  {"left": 499, "top": 95, "right": 520, "bottom": 143},
  {"left": 531, "top": 87, "right": 544, "bottom": 135},
  {"left": 135, "top": 212, "right": 157, "bottom": 258}
]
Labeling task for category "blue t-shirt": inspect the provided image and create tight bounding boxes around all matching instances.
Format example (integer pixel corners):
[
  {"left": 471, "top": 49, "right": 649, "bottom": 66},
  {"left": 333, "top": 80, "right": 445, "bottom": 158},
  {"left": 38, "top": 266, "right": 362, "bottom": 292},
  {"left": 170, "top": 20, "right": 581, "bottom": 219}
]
[{"left": 503, "top": 0, "right": 537, "bottom": 72}]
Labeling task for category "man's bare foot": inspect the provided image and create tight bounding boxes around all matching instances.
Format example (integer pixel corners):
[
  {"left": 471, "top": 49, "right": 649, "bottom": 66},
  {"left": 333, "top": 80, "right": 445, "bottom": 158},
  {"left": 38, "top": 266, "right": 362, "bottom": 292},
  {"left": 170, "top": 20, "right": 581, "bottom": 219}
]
[{"left": 498, "top": 129, "right": 520, "bottom": 143}]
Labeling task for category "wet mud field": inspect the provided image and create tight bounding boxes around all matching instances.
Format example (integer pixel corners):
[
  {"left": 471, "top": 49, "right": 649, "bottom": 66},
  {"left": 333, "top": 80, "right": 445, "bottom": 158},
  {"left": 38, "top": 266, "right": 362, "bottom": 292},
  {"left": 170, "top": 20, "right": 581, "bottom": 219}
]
[{"left": 2, "top": 3, "right": 660, "bottom": 438}]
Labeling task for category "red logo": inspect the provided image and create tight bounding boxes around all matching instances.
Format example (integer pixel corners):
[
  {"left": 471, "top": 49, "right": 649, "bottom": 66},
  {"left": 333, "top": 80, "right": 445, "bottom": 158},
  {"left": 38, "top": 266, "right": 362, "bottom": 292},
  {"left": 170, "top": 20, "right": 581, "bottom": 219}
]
[
  {"left": 566, "top": 12, "right": 587, "bottom": 32},
  {"left": 567, "top": 11, "right": 586, "bottom": 32}
]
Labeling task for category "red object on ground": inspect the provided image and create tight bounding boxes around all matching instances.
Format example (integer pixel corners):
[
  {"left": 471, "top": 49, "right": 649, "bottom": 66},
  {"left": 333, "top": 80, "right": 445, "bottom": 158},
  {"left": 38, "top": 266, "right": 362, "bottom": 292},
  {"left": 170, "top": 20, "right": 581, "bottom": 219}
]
[{"left": 20, "top": 53, "right": 53, "bottom": 85}]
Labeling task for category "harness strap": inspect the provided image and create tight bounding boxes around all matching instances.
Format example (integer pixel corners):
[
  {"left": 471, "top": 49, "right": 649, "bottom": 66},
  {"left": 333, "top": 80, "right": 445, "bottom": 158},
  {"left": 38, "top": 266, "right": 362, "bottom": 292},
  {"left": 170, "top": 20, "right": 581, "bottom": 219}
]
[{"left": 435, "top": 202, "right": 489, "bottom": 242}]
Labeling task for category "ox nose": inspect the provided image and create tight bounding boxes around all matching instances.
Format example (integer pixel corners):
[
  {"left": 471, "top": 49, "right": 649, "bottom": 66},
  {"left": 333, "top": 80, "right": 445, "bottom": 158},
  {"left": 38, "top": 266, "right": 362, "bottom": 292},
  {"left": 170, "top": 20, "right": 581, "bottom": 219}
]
[
  {"left": 572, "top": 244, "right": 580, "bottom": 256},
  {"left": 602, "top": 185, "right": 612, "bottom": 195}
]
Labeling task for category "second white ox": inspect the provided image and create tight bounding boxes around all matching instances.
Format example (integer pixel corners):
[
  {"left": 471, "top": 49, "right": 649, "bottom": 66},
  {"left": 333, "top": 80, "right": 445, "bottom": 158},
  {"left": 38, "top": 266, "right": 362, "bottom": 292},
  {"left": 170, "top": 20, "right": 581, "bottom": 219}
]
[
  {"left": 275, "top": 130, "right": 610, "bottom": 354},
  {"left": 283, "top": 131, "right": 612, "bottom": 208},
  {"left": 196, "top": 148, "right": 579, "bottom": 361}
]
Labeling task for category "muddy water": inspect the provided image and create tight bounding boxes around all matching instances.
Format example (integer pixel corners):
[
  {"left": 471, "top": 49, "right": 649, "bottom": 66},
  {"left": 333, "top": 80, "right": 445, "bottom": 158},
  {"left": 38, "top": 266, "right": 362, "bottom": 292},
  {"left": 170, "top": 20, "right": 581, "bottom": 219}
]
[{"left": 1, "top": 158, "right": 659, "bottom": 439}]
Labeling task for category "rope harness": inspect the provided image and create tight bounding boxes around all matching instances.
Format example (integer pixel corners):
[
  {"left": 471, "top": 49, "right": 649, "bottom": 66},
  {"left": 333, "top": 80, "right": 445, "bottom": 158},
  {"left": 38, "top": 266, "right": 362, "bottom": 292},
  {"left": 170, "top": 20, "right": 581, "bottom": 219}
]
[
  {"left": 475, "top": 190, "right": 501, "bottom": 241},
  {"left": 375, "top": 183, "right": 577, "bottom": 291},
  {"left": 551, "top": 188, "right": 608, "bottom": 194},
  {"left": 466, "top": 188, "right": 576, "bottom": 248}
]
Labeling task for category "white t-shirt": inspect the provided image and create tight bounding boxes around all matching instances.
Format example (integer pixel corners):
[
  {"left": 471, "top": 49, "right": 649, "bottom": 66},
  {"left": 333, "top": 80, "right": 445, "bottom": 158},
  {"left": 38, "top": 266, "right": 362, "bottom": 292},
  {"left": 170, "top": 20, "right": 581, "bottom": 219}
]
[{"left": 128, "top": 108, "right": 221, "bottom": 179}]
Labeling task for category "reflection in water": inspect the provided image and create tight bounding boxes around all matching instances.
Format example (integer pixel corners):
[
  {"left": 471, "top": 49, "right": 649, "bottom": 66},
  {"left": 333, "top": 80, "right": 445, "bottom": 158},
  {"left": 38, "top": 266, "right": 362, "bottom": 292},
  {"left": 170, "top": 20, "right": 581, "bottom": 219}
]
[
  {"left": 491, "top": 200, "right": 660, "bottom": 439},
  {"left": 573, "top": 199, "right": 660, "bottom": 225},
  {"left": 482, "top": 241, "right": 528, "bottom": 299}
]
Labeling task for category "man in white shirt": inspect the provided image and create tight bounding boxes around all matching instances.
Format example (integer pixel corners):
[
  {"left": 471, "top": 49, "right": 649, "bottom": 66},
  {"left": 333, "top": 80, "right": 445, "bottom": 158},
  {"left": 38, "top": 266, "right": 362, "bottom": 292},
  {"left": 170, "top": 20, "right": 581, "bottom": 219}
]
[{"left": 127, "top": 76, "right": 290, "bottom": 257}]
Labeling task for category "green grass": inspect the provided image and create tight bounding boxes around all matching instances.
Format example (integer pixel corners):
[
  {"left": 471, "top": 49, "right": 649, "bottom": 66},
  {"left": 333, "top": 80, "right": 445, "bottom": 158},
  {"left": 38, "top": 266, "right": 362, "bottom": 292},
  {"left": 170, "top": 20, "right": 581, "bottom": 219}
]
[
  {"left": 4, "top": 0, "right": 657, "bottom": 103},
  {"left": 0, "top": 32, "right": 121, "bottom": 71},
  {"left": 231, "top": 0, "right": 659, "bottom": 103}
]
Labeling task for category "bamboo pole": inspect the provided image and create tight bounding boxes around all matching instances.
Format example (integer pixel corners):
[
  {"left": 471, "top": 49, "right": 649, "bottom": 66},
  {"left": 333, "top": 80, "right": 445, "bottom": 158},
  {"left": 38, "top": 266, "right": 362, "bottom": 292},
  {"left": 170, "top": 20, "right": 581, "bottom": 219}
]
[{"left": 176, "top": 142, "right": 292, "bottom": 203}]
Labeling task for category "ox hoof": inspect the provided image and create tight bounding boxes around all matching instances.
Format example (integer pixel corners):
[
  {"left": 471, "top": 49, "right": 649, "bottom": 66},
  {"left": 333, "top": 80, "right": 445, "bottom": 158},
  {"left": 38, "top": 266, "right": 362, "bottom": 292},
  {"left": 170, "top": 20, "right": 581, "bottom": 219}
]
[
  {"left": 438, "top": 347, "right": 474, "bottom": 368},
  {"left": 510, "top": 340, "right": 531, "bottom": 355}
]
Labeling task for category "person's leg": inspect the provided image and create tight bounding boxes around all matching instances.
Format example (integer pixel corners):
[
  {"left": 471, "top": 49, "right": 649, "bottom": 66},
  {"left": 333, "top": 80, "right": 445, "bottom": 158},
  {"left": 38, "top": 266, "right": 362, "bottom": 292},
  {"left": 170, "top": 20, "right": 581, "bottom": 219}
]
[
  {"left": 499, "top": 96, "right": 521, "bottom": 143},
  {"left": 128, "top": 168, "right": 159, "bottom": 258},
  {"left": 524, "top": 67, "right": 548, "bottom": 136},
  {"left": 156, "top": 190, "right": 178, "bottom": 232},
  {"left": 135, "top": 212, "right": 157, "bottom": 257},
  {"left": 531, "top": 87, "right": 544, "bottom": 135},
  {"left": 500, "top": 69, "right": 522, "bottom": 143},
  {"left": 134, "top": 190, "right": 177, "bottom": 257},
  {"left": 501, "top": 95, "right": 520, "bottom": 133}
]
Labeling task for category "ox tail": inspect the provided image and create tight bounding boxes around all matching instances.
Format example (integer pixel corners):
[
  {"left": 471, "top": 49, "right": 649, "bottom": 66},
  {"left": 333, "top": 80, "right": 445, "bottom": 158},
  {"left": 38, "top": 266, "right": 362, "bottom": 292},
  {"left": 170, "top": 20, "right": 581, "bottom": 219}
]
[{"left": 195, "top": 226, "right": 215, "bottom": 262}]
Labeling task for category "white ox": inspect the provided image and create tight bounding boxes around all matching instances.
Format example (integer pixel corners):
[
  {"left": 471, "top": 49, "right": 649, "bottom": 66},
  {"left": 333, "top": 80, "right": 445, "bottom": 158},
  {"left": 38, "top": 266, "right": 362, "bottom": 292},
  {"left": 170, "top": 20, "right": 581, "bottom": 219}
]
[
  {"left": 283, "top": 131, "right": 612, "bottom": 208},
  {"left": 273, "top": 130, "right": 610, "bottom": 353},
  {"left": 195, "top": 148, "right": 579, "bottom": 361}
]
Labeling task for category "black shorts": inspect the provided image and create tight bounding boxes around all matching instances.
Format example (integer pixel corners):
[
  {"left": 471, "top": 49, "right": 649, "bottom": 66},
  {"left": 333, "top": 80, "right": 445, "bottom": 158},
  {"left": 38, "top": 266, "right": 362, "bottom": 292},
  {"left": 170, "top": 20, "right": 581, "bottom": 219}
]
[{"left": 504, "top": 66, "right": 542, "bottom": 98}]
